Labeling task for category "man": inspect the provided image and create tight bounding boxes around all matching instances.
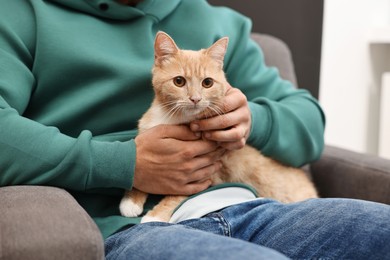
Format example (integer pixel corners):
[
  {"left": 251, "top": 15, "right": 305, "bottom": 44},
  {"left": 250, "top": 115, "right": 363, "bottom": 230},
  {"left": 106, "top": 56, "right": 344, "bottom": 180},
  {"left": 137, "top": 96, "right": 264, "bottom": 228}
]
[{"left": 0, "top": 0, "right": 389, "bottom": 259}]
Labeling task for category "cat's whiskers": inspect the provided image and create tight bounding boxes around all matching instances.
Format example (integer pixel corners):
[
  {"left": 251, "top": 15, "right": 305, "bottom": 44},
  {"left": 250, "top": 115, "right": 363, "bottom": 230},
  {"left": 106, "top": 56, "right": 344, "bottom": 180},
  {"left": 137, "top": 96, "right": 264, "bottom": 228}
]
[
  {"left": 208, "top": 101, "right": 225, "bottom": 117},
  {"left": 159, "top": 100, "right": 178, "bottom": 110},
  {"left": 162, "top": 103, "right": 182, "bottom": 123},
  {"left": 161, "top": 99, "right": 200, "bottom": 123}
]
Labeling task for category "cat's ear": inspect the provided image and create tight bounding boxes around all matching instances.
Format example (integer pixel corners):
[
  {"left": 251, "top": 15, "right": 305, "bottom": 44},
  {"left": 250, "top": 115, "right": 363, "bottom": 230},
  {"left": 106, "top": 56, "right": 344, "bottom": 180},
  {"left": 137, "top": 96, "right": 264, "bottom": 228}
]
[
  {"left": 206, "top": 37, "right": 229, "bottom": 65},
  {"left": 154, "top": 31, "right": 179, "bottom": 65}
]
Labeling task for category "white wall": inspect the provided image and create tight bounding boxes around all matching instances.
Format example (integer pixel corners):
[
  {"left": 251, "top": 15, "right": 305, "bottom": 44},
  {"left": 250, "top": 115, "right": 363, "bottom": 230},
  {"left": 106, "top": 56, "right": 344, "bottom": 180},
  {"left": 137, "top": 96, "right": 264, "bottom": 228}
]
[{"left": 320, "top": 0, "right": 390, "bottom": 157}]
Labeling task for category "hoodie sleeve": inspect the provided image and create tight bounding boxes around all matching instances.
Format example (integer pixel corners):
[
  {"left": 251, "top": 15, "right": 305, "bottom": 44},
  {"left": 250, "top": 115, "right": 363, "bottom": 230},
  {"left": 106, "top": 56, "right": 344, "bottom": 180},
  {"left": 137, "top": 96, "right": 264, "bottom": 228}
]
[
  {"left": 223, "top": 17, "right": 325, "bottom": 167},
  {"left": 0, "top": 2, "right": 135, "bottom": 190}
]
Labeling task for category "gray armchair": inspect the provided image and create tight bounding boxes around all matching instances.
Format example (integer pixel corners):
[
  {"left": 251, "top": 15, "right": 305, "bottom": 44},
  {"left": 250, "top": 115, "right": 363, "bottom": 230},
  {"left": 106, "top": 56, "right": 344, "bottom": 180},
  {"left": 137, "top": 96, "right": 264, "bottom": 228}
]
[{"left": 1, "top": 33, "right": 389, "bottom": 260}]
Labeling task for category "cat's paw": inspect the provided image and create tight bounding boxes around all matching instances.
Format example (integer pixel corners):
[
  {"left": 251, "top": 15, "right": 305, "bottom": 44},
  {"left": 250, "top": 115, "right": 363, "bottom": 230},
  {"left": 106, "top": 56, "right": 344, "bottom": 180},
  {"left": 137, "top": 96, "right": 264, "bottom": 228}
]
[
  {"left": 119, "top": 199, "right": 143, "bottom": 217},
  {"left": 140, "top": 215, "right": 166, "bottom": 223}
]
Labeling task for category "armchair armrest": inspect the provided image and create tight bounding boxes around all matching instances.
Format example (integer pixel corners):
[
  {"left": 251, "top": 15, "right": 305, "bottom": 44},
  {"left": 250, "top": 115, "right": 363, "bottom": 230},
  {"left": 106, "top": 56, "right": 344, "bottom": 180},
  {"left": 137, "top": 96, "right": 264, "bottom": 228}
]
[
  {"left": 0, "top": 186, "right": 104, "bottom": 260},
  {"left": 310, "top": 145, "right": 390, "bottom": 204}
]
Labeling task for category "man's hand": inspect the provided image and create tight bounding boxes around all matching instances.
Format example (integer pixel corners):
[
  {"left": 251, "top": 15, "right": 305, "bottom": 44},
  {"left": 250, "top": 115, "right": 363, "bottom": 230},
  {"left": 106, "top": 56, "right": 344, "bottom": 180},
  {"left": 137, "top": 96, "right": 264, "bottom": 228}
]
[
  {"left": 190, "top": 85, "right": 252, "bottom": 150},
  {"left": 133, "top": 124, "right": 224, "bottom": 195}
]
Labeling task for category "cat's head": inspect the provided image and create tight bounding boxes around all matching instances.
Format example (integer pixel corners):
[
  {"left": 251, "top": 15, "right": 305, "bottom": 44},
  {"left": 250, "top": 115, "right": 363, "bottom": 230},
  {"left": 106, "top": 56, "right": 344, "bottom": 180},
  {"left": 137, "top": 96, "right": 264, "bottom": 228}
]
[{"left": 152, "top": 31, "right": 229, "bottom": 121}]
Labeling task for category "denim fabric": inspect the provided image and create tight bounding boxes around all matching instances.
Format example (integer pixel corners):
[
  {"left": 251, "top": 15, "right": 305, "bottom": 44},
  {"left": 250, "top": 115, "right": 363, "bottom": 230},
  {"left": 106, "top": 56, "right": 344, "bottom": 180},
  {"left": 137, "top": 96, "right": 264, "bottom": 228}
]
[
  {"left": 104, "top": 221, "right": 287, "bottom": 260},
  {"left": 105, "top": 198, "right": 390, "bottom": 260}
]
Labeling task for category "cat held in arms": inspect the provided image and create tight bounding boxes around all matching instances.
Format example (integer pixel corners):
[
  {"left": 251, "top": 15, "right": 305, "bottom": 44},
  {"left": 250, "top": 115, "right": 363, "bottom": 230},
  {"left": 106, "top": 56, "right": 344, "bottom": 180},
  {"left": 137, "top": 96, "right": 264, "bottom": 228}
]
[{"left": 120, "top": 31, "right": 318, "bottom": 222}]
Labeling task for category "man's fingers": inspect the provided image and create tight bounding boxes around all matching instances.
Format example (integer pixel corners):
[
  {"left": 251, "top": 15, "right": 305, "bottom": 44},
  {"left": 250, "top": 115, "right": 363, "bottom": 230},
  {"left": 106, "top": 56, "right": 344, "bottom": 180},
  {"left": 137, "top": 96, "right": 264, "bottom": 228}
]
[
  {"left": 190, "top": 104, "right": 247, "bottom": 132},
  {"left": 186, "top": 159, "right": 223, "bottom": 183},
  {"left": 203, "top": 126, "right": 248, "bottom": 143},
  {"left": 156, "top": 124, "right": 201, "bottom": 141},
  {"left": 181, "top": 179, "right": 213, "bottom": 195}
]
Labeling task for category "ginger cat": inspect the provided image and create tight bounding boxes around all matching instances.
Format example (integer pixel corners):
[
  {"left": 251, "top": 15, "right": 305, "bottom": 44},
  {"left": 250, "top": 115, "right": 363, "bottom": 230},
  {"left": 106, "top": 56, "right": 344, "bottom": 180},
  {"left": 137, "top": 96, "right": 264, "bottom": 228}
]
[{"left": 119, "top": 31, "right": 318, "bottom": 222}]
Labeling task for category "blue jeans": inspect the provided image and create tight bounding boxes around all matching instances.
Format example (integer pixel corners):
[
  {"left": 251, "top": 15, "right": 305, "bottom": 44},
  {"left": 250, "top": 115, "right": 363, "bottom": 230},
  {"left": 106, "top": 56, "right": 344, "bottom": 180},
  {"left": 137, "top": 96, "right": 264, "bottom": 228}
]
[{"left": 105, "top": 198, "right": 390, "bottom": 259}]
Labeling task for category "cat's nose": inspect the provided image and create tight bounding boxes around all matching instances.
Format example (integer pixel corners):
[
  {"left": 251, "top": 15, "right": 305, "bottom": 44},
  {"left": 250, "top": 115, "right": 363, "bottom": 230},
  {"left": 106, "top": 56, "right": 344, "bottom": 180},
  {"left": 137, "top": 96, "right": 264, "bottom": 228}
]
[{"left": 189, "top": 96, "right": 202, "bottom": 104}]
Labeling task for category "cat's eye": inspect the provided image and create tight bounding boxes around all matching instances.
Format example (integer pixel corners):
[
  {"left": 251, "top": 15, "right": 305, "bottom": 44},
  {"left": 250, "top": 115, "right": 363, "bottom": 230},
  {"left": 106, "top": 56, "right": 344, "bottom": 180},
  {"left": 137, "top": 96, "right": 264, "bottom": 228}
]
[
  {"left": 202, "top": 78, "right": 214, "bottom": 88},
  {"left": 173, "top": 76, "right": 186, "bottom": 87}
]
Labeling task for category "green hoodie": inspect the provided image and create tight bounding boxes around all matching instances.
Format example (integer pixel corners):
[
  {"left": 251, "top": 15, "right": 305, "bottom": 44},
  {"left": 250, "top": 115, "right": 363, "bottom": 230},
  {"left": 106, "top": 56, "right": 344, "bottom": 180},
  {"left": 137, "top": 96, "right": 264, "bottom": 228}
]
[{"left": 0, "top": 0, "right": 325, "bottom": 239}]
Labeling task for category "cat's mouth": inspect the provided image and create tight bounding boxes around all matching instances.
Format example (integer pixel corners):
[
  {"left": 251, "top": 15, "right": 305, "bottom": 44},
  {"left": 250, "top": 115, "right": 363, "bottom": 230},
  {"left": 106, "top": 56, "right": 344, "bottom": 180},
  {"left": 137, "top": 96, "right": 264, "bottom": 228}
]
[
  {"left": 183, "top": 104, "right": 205, "bottom": 114},
  {"left": 173, "top": 102, "right": 207, "bottom": 118},
  {"left": 177, "top": 102, "right": 222, "bottom": 120}
]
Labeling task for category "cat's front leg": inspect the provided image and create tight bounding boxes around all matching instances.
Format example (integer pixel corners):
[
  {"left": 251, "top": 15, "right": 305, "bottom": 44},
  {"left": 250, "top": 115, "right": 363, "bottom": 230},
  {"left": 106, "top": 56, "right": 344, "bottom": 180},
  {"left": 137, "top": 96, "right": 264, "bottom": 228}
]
[
  {"left": 119, "top": 189, "right": 148, "bottom": 217},
  {"left": 141, "top": 195, "right": 187, "bottom": 223}
]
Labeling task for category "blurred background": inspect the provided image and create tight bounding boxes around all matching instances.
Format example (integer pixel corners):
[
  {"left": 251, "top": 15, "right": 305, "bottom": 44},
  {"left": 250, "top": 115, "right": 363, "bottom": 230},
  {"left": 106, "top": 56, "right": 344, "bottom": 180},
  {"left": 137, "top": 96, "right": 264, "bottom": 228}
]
[{"left": 208, "top": 0, "right": 390, "bottom": 160}]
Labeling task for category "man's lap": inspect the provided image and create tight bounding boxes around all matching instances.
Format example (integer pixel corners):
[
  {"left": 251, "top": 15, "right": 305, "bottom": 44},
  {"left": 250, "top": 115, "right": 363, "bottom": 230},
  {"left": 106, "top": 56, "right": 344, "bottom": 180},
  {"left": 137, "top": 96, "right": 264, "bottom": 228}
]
[
  {"left": 104, "top": 219, "right": 287, "bottom": 260},
  {"left": 105, "top": 198, "right": 390, "bottom": 260}
]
